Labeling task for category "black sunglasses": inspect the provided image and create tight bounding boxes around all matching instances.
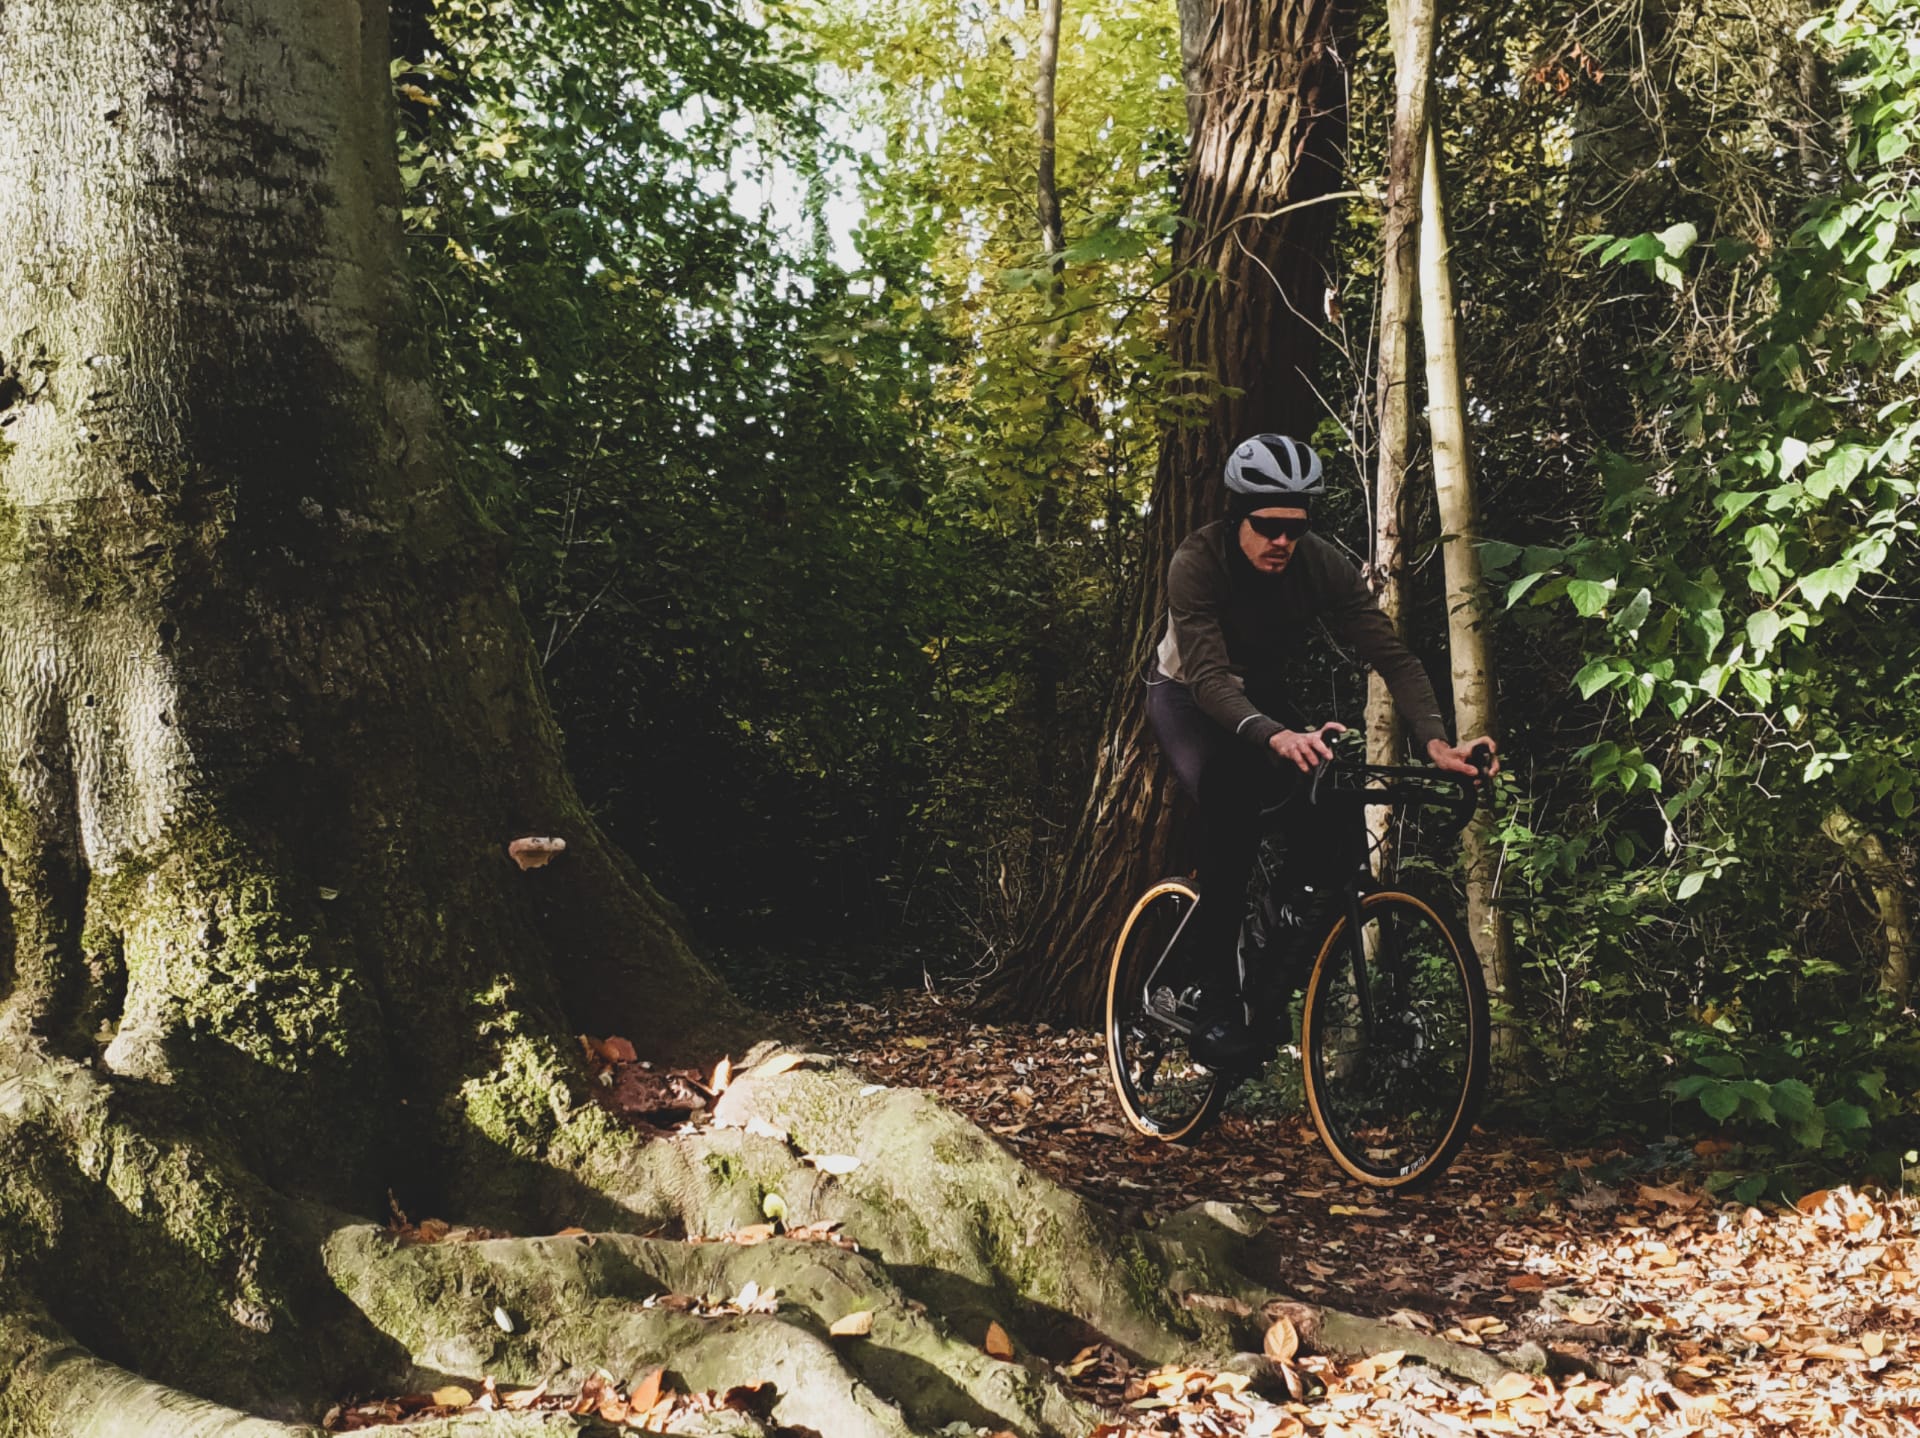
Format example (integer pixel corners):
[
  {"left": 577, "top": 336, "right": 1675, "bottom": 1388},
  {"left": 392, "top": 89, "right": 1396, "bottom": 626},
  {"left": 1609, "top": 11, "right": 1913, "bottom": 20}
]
[{"left": 1245, "top": 514, "right": 1311, "bottom": 540}]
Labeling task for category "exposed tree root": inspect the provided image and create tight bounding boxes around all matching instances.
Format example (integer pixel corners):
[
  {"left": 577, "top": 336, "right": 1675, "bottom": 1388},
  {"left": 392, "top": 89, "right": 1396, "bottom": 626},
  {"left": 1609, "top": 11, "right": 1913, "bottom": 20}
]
[{"left": 0, "top": 1043, "right": 1527, "bottom": 1435}]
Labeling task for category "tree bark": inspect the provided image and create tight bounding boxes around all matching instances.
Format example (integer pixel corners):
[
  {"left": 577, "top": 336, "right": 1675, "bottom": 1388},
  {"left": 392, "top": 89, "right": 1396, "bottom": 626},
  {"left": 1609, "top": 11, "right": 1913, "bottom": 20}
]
[
  {"left": 0, "top": 0, "right": 733, "bottom": 1415},
  {"left": 1821, "top": 809, "right": 1914, "bottom": 1003},
  {"left": 1362, "top": 0, "right": 1436, "bottom": 812},
  {"left": 1416, "top": 120, "right": 1517, "bottom": 1039},
  {"left": 998, "top": 0, "right": 1361, "bottom": 1018}
]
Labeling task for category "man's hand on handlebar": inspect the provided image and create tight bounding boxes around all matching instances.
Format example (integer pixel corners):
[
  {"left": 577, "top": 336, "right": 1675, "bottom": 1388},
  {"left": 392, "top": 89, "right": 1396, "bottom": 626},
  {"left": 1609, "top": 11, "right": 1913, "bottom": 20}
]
[
  {"left": 1426, "top": 735, "right": 1499, "bottom": 778},
  {"left": 1269, "top": 721, "right": 1348, "bottom": 772}
]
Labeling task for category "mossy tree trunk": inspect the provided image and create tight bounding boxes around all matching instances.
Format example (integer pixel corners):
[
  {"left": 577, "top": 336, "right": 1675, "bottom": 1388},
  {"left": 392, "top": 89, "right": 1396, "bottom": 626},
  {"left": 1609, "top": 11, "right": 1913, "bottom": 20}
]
[
  {"left": 999, "top": 0, "right": 1361, "bottom": 1018},
  {"left": 0, "top": 3, "right": 1476, "bottom": 1434}
]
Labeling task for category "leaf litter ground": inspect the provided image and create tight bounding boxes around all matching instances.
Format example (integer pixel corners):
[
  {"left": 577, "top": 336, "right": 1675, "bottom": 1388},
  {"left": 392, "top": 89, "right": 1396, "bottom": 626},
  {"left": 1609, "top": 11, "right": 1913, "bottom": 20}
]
[{"left": 333, "top": 991, "right": 1919, "bottom": 1436}]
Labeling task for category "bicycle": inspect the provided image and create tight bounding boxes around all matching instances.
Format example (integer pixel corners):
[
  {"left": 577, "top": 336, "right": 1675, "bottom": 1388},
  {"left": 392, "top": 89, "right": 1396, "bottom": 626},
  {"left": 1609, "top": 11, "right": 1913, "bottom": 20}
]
[{"left": 1104, "top": 736, "right": 1494, "bottom": 1191}]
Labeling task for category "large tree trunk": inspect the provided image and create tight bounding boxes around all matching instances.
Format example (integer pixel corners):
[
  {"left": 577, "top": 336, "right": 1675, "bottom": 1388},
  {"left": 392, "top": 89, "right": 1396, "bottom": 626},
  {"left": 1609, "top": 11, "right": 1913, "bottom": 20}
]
[
  {"left": 998, "top": 0, "right": 1361, "bottom": 1018},
  {"left": 1416, "top": 120, "right": 1517, "bottom": 1043},
  {"left": 0, "top": 2, "right": 1422, "bottom": 1430}
]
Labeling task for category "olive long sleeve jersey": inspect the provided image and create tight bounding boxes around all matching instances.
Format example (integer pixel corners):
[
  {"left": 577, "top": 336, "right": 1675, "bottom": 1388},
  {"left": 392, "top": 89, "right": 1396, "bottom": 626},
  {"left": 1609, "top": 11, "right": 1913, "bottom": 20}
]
[{"left": 1153, "top": 521, "right": 1449, "bottom": 752}]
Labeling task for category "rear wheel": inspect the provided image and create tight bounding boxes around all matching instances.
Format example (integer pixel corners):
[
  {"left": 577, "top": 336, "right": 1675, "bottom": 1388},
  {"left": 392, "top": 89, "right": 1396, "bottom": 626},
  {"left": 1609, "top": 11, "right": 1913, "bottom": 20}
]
[
  {"left": 1300, "top": 888, "right": 1487, "bottom": 1189},
  {"left": 1105, "top": 879, "right": 1228, "bottom": 1142}
]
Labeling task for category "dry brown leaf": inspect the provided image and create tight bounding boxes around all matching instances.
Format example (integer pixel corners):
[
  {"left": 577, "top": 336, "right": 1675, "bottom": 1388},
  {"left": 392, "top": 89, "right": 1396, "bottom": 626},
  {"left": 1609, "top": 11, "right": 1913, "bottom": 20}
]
[
  {"left": 1488, "top": 1370, "right": 1534, "bottom": 1402},
  {"left": 1638, "top": 1182, "right": 1700, "bottom": 1209},
  {"left": 500, "top": 1380, "right": 549, "bottom": 1411},
  {"left": 629, "top": 1367, "right": 664, "bottom": 1414},
  {"left": 1862, "top": 1332, "right": 1886, "bottom": 1357},
  {"left": 754, "top": 1052, "right": 806, "bottom": 1077},
  {"left": 830, "top": 1309, "right": 876, "bottom": 1337},
  {"left": 601, "top": 1036, "right": 638, "bottom": 1063},
  {"left": 429, "top": 1385, "right": 473, "bottom": 1408},
  {"left": 1263, "top": 1315, "right": 1300, "bottom": 1363},
  {"left": 984, "top": 1320, "right": 1016, "bottom": 1360},
  {"left": 711, "top": 1056, "right": 733, "bottom": 1093},
  {"left": 1804, "top": 1342, "right": 1868, "bottom": 1362}
]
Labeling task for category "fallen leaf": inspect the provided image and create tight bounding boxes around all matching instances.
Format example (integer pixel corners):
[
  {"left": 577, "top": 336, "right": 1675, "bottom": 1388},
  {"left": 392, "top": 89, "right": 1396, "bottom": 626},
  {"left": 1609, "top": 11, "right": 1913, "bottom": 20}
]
[
  {"left": 1862, "top": 1332, "right": 1886, "bottom": 1358},
  {"left": 1488, "top": 1371, "right": 1534, "bottom": 1402},
  {"left": 601, "top": 1036, "right": 638, "bottom": 1063},
  {"left": 754, "top": 1052, "right": 806, "bottom": 1077},
  {"left": 430, "top": 1386, "right": 473, "bottom": 1407},
  {"left": 629, "top": 1367, "right": 663, "bottom": 1414},
  {"left": 1638, "top": 1182, "right": 1700, "bottom": 1209},
  {"left": 985, "top": 1320, "right": 1015, "bottom": 1359},
  {"left": 711, "top": 1056, "right": 733, "bottom": 1093},
  {"left": 501, "top": 1380, "right": 549, "bottom": 1411},
  {"left": 1804, "top": 1342, "right": 1868, "bottom": 1362},
  {"left": 1263, "top": 1315, "right": 1299, "bottom": 1363},
  {"left": 831, "top": 1309, "right": 876, "bottom": 1337},
  {"left": 492, "top": 1305, "right": 514, "bottom": 1333},
  {"left": 554, "top": 1226, "right": 588, "bottom": 1238},
  {"left": 745, "top": 1116, "right": 789, "bottom": 1142}
]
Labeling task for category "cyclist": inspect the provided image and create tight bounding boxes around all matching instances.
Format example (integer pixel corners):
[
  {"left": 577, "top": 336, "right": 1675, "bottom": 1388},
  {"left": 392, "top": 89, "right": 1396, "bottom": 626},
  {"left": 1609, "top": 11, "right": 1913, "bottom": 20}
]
[{"left": 1145, "top": 432, "right": 1496, "bottom": 1064}]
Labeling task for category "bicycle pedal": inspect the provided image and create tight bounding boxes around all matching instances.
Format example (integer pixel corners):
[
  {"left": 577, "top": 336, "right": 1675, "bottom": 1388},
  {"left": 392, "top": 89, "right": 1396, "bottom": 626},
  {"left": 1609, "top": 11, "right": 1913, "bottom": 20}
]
[{"left": 1146, "top": 986, "right": 1199, "bottom": 1034}]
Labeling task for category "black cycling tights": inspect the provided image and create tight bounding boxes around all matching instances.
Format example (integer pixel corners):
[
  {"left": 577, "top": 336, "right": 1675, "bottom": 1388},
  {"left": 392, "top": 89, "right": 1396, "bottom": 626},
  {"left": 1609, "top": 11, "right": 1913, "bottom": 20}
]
[{"left": 1145, "top": 675, "right": 1321, "bottom": 1001}]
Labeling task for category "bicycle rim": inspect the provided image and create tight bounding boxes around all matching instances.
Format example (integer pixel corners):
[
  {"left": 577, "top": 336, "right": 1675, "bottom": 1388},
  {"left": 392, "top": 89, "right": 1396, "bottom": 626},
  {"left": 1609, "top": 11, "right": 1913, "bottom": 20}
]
[
  {"left": 1105, "top": 879, "right": 1227, "bottom": 1142},
  {"left": 1300, "top": 889, "right": 1488, "bottom": 1189}
]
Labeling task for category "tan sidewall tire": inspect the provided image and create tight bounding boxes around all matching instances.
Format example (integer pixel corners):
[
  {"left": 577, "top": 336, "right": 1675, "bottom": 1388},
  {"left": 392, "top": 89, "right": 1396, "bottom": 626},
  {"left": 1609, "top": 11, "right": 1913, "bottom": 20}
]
[
  {"left": 1299, "top": 888, "right": 1487, "bottom": 1189},
  {"left": 1105, "top": 879, "right": 1221, "bottom": 1142}
]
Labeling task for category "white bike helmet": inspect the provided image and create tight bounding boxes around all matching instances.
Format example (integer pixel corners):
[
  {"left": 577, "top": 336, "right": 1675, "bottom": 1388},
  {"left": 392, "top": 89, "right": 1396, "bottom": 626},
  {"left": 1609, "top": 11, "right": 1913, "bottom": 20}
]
[{"left": 1224, "top": 433, "right": 1324, "bottom": 501}]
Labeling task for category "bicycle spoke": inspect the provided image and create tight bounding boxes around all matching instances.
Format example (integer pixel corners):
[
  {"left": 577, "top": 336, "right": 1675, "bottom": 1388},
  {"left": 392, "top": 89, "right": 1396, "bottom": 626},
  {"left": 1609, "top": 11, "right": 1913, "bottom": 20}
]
[
  {"left": 1302, "top": 890, "right": 1487, "bottom": 1188},
  {"left": 1106, "top": 880, "right": 1226, "bottom": 1141}
]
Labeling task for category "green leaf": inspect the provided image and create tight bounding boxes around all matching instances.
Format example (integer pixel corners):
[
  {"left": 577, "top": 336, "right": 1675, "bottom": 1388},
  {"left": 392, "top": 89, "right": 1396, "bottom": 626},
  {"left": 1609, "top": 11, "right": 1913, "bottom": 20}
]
[
  {"left": 1676, "top": 870, "right": 1707, "bottom": 900},
  {"left": 1611, "top": 587, "right": 1652, "bottom": 636},
  {"left": 1477, "top": 539, "right": 1524, "bottom": 570},
  {"left": 1823, "top": 1099, "right": 1871, "bottom": 1133},
  {"left": 1568, "top": 579, "right": 1611, "bottom": 617},
  {"left": 1505, "top": 572, "right": 1546, "bottom": 607},
  {"left": 1778, "top": 436, "right": 1809, "bottom": 478},
  {"left": 1746, "top": 610, "right": 1781, "bottom": 652},
  {"left": 1769, "top": 1079, "right": 1818, "bottom": 1124},
  {"left": 1573, "top": 660, "right": 1621, "bottom": 700},
  {"left": 1699, "top": 1082, "right": 1741, "bottom": 1121},
  {"left": 1656, "top": 221, "right": 1699, "bottom": 258},
  {"left": 1878, "top": 129, "right": 1912, "bottom": 164}
]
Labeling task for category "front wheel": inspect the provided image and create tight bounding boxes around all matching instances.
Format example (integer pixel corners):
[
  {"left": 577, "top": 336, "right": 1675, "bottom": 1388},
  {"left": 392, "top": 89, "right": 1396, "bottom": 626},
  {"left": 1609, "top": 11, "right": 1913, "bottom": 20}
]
[
  {"left": 1106, "top": 879, "right": 1228, "bottom": 1142},
  {"left": 1300, "top": 888, "right": 1488, "bottom": 1190}
]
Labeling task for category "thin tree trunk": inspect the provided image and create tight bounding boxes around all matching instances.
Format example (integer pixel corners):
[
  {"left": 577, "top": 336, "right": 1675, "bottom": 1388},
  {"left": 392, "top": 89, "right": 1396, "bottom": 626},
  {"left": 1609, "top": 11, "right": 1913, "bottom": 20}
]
[
  {"left": 1417, "top": 119, "right": 1517, "bottom": 1037},
  {"left": 1364, "top": 0, "right": 1436, "bottom": 868},
  {"left": 1822, "top": 809, "right": 1914, "bottom": 1003},
  {"left": 998, "top": 0, "right": 1360, "bottom": 1017}
]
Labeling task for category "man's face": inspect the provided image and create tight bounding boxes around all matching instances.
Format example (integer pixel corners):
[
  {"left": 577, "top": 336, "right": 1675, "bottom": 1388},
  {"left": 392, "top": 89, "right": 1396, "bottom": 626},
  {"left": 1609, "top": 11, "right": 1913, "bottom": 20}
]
[{"left": 1238, "top": 506, "right": 1309, "bottom": 574}]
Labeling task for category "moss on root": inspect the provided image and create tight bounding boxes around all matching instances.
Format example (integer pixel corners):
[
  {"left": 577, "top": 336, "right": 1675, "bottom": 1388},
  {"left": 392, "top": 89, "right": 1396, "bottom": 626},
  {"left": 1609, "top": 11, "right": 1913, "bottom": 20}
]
[{"left": 324, "top": 1225, "right": 1097, "bottom": 1438}]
